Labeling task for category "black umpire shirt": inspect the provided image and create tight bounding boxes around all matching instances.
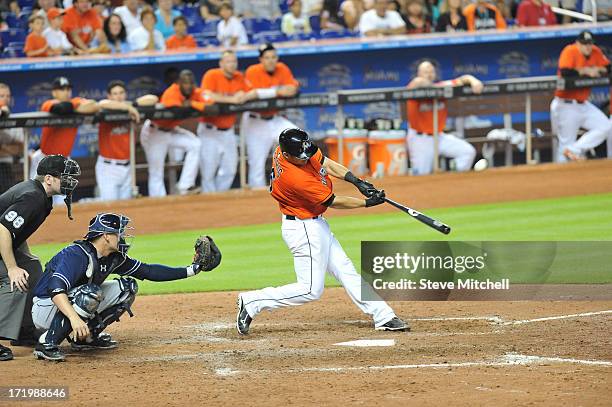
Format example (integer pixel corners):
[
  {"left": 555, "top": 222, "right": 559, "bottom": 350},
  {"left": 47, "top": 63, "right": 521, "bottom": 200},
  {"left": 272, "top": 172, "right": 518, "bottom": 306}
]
[{"left": 0, "top": 180, "right": 53, "bottom": 252}]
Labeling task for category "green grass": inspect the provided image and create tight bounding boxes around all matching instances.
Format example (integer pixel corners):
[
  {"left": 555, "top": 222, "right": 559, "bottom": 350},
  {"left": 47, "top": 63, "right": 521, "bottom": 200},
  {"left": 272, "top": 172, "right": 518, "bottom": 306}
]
[{"left": 31, "top": 192, "right": 612, "bottom": 294}]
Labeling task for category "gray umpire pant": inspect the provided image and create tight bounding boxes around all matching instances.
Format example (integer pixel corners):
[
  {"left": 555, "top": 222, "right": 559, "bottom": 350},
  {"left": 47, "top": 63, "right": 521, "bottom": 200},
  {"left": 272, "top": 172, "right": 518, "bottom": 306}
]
[{"left": 0, "top": 243, "right": 43, "bottom": 341}]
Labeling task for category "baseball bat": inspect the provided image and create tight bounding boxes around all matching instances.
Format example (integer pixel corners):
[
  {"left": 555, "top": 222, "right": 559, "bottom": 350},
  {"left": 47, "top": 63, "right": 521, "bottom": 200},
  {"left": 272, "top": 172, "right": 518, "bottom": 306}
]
[{"left": 384, "top": 197, "right": 451, "bottom": 235}]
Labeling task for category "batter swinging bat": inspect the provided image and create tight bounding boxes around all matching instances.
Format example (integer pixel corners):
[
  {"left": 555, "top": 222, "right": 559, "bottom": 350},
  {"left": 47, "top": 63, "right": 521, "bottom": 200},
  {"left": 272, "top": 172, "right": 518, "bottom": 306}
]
[{"left": 384, "top": 197, "right": 451, "bottom": 235}]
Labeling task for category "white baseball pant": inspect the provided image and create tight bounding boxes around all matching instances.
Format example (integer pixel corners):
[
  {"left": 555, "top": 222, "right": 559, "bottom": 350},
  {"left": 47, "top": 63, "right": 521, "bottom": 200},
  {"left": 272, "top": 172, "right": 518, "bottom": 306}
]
[
  {"left": 240, "top": 113, "right": 297, "bottom": 188},
  {"left": 31, "top": 280, "right": 128, "bottom": 331},
  {"left": 95, "top": 156, "right": 132, "bottom": 201},
  {"left": 406, "top": 129, "right": 476, "bottom": 176},
  {"left": 140, "top": 120, "right": 201, "bottom": 197},
  {"left": 197, "top": 123, "right": 238, "bottom": 192},
  {"left": 240, "top": 216, "right": 397, "bottom": 328},
  {"left": 550, "top": 97, "right": 612, "bottom": 161}
]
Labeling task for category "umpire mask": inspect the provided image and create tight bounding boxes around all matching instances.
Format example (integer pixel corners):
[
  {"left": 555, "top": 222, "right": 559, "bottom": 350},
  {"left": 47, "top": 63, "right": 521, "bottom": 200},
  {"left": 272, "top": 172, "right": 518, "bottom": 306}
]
[{"left": 37, "top": 155, "right": 81, "bottom": 220}]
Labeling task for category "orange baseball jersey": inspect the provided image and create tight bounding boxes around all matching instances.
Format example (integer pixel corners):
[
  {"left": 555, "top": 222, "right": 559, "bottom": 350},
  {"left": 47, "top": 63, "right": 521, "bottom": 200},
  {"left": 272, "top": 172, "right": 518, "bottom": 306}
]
[
  {"left": 153, "top": 83, "right": 212, "bottom": 129},
  {"left": 166, "top": 34, "right": 197, "bottom": 50},
  {"left": 200, "top": 68, "right": 250, "bottom": 129},
  {"left": 406, "top": 80, "right": 456, "bottom": 135},
  {"left": 245, "top": 62, "right": 299, "bottom": 116},
  {"left": 463, "top": 3, "right": 507, "bottom": 31},
  {"left": 98, "top": 121, "right": 130, "bottom": 160},
  {"left": 24, "top": 33, "right": 48, "bottom": 57},
  {"left": 555, "top": 44, "right": 610, "bottom": 102},
  {"left": 62, "top": 6, "right": 102, "bottom": 46},
  {"left": 40, "top": 98, "right": 83, "bottom": 156},
  {"left": 270, "top": 146, "right": 333, "bottom": 219}
]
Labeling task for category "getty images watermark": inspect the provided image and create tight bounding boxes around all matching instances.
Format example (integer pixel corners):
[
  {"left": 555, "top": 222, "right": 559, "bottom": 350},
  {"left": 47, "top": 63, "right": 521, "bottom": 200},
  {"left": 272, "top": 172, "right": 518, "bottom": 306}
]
[{"left": 360, "top": 242, "right": 612, "bottom": 301}]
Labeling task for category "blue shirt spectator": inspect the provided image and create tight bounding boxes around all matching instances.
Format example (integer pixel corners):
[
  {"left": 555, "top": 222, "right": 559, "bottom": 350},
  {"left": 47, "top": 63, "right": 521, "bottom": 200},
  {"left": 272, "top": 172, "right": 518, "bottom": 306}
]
[{"left": 155, "top": 0, "right": 181, "bottom": 38}]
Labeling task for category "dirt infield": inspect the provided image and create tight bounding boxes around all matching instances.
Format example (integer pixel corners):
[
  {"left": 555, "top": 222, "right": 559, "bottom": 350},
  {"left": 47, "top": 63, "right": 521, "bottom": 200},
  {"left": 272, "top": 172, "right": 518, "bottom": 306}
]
[
  {"left": 3, "top": 292, "right": 611, "bottom": 406},
  {"left": 31, "top": 160, "right": 612, "bottom": 245},
  {"left": 2, "top": 161, "right": 611, "bottom": 406}
]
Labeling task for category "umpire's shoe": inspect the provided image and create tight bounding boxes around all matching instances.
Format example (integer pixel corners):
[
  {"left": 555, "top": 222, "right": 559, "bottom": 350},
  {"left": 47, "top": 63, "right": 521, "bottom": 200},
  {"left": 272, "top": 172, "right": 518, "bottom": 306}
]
[
  {"left": 0, "top": 344, "right": 14, "bottom": 361},
  {"left": 71, "top": 333, "right": 118, "bottom": 351},
  {"left": 33, "top": 343, "right": 65, "bottom": 362},
  {"left": 376, "top": 317, "right": 410, "bottom": 332},
  {"left": 236, "top": 295, "right": 252, "bottom": 335}
]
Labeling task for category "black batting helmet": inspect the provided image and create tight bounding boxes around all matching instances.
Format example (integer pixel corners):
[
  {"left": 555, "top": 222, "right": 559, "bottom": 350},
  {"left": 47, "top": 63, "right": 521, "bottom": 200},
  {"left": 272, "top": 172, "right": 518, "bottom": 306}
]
[{"left": 279, "top": 128, "right": 317, "bottom": 160}]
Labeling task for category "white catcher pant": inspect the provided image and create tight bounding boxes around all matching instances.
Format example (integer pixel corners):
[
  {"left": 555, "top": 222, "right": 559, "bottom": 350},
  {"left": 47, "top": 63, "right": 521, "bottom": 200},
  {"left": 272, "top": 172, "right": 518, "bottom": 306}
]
[
  {"left": 240, "top": 113, "right": 297, "bottom": 188},
  {"left": 241, "top": 216, "right": 396, "bottom": 327},
  {"left": 550, "top": 97, "right": 612, "bottom": 161},
  {"left": 140, "top": 120, "right": 201, "bottom": 197},
  {"left": 407, "top": 129, "right": 476, "bottom": 176},
  {"left": 31, "top": 280, "right": 129, "bottom": 331},
  {"left": 197, "top": 123, "right": 238, "bottom": 193},
  {"left": 95, "top": 156, "right": 132, "bottom": 201}
]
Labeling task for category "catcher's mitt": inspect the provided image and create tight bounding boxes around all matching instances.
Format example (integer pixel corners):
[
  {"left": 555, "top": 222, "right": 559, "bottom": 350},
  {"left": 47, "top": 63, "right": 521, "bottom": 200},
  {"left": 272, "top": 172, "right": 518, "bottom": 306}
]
[{"left": 193, "top": 235, "right": 222, "bottom": 272}]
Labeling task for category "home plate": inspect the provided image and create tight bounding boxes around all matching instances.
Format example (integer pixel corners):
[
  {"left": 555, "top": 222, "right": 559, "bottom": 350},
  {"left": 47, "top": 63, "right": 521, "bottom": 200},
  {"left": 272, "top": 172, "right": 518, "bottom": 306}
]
[{"left": 334, "top": 339, "right": 396, "bottom": 347}]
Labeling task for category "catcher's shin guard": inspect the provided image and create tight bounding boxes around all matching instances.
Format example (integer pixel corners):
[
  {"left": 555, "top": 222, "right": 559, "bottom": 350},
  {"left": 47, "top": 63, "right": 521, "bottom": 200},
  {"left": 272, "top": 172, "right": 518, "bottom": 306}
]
[
  {"left": 88, "top": 278, "right": 137, "bottom": 338},
  {"left": 39, "top": 312, "right": 72, "bottom": 346}
]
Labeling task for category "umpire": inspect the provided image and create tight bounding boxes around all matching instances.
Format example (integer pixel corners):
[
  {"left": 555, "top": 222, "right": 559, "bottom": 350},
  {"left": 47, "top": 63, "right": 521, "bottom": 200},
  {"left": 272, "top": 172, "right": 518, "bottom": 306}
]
[{"left": 0, "top": 154, "right": 80, "bottom": 361}]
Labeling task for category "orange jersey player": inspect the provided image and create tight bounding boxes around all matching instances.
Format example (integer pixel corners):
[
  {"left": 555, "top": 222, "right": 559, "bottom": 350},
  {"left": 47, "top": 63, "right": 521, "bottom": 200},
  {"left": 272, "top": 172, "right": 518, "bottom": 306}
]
[
  {"left": 241, "top": 42, "right": 300, "bottom": 189},
  {"left": 405, "top": 60, "right": 480, "bottom": 175},
  {"left": 236, "top": 128, "right": 408, "bottom": 336},
  {"left": 96, "top": 80, "right": 158, "bottom": 201},
  {"left": 140, "top": 69, "right": 212, "bottom": 197},
  {"left": 32, "top": 77, "right": 98, "bottom": 180},
  {"left": 198, "top": 50, "right": 257, "bottom": 192},
  {"left": 551, "top": 30, "right": 612, "bottom": 161}
]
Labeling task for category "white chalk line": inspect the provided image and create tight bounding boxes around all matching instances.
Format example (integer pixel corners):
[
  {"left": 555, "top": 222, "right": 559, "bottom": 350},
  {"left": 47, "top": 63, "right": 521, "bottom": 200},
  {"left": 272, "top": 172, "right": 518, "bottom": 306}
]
[
  {"left": 503, "top": 310, "right": 612, "bottom": 325},
  {"left": 213, "top": 353, "right": 612, "bottom": 376}
]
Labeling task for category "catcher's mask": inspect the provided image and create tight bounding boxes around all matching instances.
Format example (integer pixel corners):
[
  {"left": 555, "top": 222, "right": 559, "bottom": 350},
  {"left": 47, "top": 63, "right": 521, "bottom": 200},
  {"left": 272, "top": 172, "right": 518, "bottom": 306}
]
[
  {"left": 37, "top": 154, "right": 81, "bottom": 220},
  {"left": 84, "top": 213, "right": 133, "bottom": 256},
  {"left": 278, "top": 128, "right": 317, "bottom": 160}
]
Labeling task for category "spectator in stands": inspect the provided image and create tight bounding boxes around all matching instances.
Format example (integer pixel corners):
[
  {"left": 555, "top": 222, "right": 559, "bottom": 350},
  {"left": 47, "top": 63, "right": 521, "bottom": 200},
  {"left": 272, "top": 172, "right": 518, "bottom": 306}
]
[
  {"left": 114, "top": 0, "right": 142, "bottom": 35},
  {"left": 321, "top": 0, "right": 346, "bottom": 30},
  {"left": 25, "top": 15, "right": 51, "bottom": 57},
  {"left": 62, "top": 0, "right": 106, "bottom": 52},
  {"left": 406, "top": 60, "right": 480, "bottom": 175},
  {"left": 43, "top": 8, "right": 81, "bottom": 55},
  {"left": 200, "top": 0, "right": 222, "bottom": 20},
  {"left": 0, "top": 15, "right": 6, "bottom": 31},
  {"left": 423, "top": 0, "right": 441, "bottom": 25},
  {"left": 233, "top": 0, "right": 281, "bottom": 19},
  {"left": 436, "top": 0, "right": 467, "bottom": 31},
  {"left": 166, "top": 15, "right": 196, "bottom": 48},
  {"left": 583, "top": 0, "right": 611, "bottom": 21},
  {"left": 216, "top": 2, "right": 248, "bottom": 48},
  {"left": 155, "top": 0, "right": 181, "bottom": 38},
  {"left": 128, "top": 8, "right": 166, "bottom": 51},
  {"left": 0, "top": 83, "right": 24, "bottom": 194},
  {"left": 542, "top": 0, "right": 574, "bottom": 24},
  {"left": 341, "top": 0, "right": 366, "bottom": 30},
  {"left": 34, "top": 0, "right": 57, "bottom": 28},
  {"left": 516, "top": 0, "right": 556, "bottom": 25},
  {"left": 93, "top": 12, "right": 131, "bottom": 52},
  {"left": 463, "top": 0, "right": 507, "bottom": 30},
  {"left": 8, "top": 0, "right": 20, "bottom": 16},
  {"left": 281, "top": 0, "right": 312, "bottom": 35},
  {"left": 404, "top": 0, "right": 431, "bottom": 33},
  {"left": 359, "top": 0, "right": 406, "bottom": 36},
  {"left": 92, "top": 0, "right": 111, "bottom": 18}
]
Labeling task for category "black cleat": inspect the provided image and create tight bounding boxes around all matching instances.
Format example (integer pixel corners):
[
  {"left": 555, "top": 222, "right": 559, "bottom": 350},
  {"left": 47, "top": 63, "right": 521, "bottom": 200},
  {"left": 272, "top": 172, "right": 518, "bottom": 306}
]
[
  {"left": 236, "top": 295, "right": 252, "bottom": 335},
  {"left": 33, "top": 343, "right": 65, "bottom": 361},
  {"left": 0, "top": 344, "right": 13, "bottom": 361},
  {"left": 71, "top": 333, "right": 118, "bottom": 351},
  {"left": 376, "top": 317, "right": 410, "bottom": 332}
]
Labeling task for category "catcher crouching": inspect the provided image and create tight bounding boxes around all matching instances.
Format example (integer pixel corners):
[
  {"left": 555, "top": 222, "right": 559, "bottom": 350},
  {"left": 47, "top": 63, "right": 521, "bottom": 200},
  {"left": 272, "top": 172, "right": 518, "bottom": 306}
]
[{"left": 30, "top": 212, "right": 221, "bottom": 361}]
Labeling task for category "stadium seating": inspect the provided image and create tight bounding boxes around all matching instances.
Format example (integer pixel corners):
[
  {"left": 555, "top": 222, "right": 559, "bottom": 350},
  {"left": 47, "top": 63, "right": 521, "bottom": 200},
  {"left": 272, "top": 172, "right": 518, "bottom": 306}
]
[
  {"left": 1, "top": 28, "right": 27, "bottom": 47},
  {"left": 252, "top": 30, "right": 286, "bottom": 45},
  {"left": 17, "top": 0, "right": 35, "bottom": 8}
]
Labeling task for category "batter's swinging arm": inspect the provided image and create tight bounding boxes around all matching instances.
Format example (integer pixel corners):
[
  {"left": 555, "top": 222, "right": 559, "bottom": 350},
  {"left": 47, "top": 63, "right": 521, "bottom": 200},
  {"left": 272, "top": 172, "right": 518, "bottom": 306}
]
[{"left": 384, "top": 197, "right": 451, "bottom": 235}]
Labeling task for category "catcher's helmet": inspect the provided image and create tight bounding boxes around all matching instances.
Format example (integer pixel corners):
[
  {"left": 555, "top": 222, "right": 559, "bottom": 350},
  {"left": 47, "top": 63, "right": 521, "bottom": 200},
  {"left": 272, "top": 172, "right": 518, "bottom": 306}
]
[
  {"left": 84, "top": 213, "right": 132, "bottom": 255},
  {"left": 278, "top": 128, "right": 317, "bottom": 160}
]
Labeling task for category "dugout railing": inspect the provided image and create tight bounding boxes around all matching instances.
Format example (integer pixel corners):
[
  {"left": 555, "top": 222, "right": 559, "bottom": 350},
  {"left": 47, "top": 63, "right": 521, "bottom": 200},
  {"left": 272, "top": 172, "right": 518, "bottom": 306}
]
[{"left": 0, "top": 75, "right": 609, "bottom": 196}]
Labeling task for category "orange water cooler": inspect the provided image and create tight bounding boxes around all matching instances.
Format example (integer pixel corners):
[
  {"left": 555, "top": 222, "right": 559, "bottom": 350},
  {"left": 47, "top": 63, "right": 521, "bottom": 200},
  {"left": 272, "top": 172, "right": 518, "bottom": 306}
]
[
  {"left": 367, "top": 130, "right": 408, "bottom": 177},
  {"left": 324, "top": 129, "right": 369, "bottom": 176}
]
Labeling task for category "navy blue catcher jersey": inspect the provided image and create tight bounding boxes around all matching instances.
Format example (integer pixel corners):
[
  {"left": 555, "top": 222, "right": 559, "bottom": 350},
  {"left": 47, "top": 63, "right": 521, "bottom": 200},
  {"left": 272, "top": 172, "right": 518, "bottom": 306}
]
[
  {"left": 0, "top": 180, "right": 52, "bottom": 251},
  {"left": 33, "top": 240, "right": 145, "bottom": 299}
]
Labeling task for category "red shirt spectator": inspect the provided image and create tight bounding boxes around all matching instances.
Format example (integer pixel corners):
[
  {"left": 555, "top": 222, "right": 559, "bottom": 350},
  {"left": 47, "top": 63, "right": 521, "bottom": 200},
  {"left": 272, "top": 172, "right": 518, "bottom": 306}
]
[
  {"left": 62, "top": 0, "right": 102, "bottom": 49},
  {"left": 516, "top": 0, "right": 556, "bottom": 26}
]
